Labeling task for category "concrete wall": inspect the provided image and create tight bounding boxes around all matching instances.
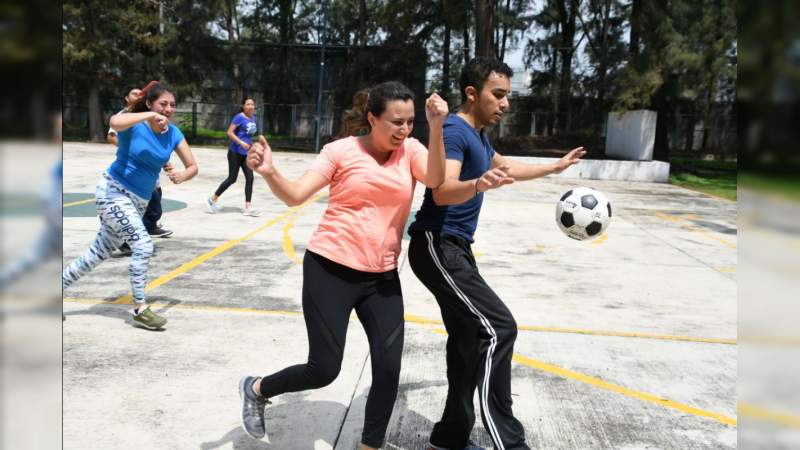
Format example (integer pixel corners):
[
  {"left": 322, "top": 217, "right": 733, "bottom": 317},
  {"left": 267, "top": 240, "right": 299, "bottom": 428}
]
[
  {"left": 510, "top": 156, "right": 670, "bottom": 183},
  {"left": 606, "top": 110, "right": 657, "bottom": 160}
]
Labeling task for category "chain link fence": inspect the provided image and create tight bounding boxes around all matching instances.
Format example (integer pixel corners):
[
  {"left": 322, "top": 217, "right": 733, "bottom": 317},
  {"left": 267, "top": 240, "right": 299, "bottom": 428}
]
[{"left": 64, "top": 96, "right": 735, "bottom": 157}]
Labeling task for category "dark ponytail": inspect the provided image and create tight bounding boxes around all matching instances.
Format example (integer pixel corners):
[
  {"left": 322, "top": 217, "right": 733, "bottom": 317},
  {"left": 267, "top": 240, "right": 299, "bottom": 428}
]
[{"left": 339, "top": 81, "right": 414, "bottom": 137}]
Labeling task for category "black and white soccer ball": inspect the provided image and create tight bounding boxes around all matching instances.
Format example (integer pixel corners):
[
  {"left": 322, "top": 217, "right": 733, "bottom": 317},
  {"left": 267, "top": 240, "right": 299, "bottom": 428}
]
[{"left": 555, "top": 187, "right": 612, "bottom": 241}]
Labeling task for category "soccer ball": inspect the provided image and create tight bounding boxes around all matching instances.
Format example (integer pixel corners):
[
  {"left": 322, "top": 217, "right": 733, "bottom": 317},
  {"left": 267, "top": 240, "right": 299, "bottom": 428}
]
[{"left": 555, "top": 187, "right": 612, "bottom": 241}]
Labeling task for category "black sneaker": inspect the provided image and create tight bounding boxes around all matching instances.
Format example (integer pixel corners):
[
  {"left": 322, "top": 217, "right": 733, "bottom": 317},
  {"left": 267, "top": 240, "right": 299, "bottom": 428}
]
[
  {"left": 239, "top": 376, "right": 269, "bottom": 439},
  {"left": 111, "top": 243, "right": 133, "bottom": 258},
  {"left": 149, "top": 226, "right": 173, "bottom": 238}
]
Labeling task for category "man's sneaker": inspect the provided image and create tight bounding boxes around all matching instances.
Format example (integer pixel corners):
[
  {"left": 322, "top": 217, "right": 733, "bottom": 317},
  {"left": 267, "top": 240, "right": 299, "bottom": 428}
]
[
  {"left": 149, "top": 226, "right": 173, "bottom": 238},
  {"left": 239, "top": 376, "right": 270, "bottom": 439},
  {"left": 243, "top": 207, "right": 261, "bottom": 217},
  {"left": 206, "top": 197, "right": 220, "bottom": 214},
  {"left": 464, "top": 442, "right": 486, "bottom": 450},
  {"left": 111, "top": 243, "right": 133, "bottom": 258},
  {"left": 132, "top": 306, "right": 167, "bottom": 330}
]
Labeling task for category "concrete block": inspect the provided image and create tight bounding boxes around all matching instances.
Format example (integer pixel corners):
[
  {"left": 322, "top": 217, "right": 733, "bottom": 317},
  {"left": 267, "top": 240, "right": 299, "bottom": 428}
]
[
  {"left": 605, "top": 110, "right": 657, "bottom": 161},
  {"left": 511, "top": 156, "right": 671, "bottom": 183}
]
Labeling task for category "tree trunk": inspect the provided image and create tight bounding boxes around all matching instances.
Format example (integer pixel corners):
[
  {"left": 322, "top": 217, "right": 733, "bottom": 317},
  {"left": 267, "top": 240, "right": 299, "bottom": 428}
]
[
  {"left": 629, "top": 0, "right": 642, "bottom": 59},
  {"left": 443, "top": 19, "right": 452, "bottom": 98},
  {"left": 594, "top": 0, "right": 611, "bottom": 136},
  {"left": 88, "top": 85, "right": 104, "bottom": 143},
  {"left": 499, "top": 0, "right": 511, "bottom": 60},
  {"left": 463, "top": 21, "right": 471, "bottom": 64},
  {"left": 474, "top": 0, "right": 495, "bottom": 58},
  {"left": 556, "top": 0, "right": 578, "bottom": 133},
  {"left": 358, "top": 0, "right": 368, "bottom": 46},
  {"left": 226, "top": 0, "right": 242, "bottom": 104},
  {"left": 548, "top": 32, "right": 559, "bottom": 136},
  {"left": 651, "top": 83, "right": 671, "bottom": 162}
]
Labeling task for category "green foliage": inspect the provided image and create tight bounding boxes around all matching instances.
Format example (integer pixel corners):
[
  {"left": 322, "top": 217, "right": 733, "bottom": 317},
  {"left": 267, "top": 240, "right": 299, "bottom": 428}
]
[
  {"left": 669, "top": 156, "right": 737, "bottom": 200},
  {"left": 613, "top": 0, "right": 736, "bottom": 112}
]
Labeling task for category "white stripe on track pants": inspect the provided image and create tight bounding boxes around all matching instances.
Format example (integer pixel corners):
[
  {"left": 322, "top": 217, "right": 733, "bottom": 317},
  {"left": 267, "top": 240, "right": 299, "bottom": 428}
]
[{"left": 408, "top": 231, "right": 530, "bottom": 450}]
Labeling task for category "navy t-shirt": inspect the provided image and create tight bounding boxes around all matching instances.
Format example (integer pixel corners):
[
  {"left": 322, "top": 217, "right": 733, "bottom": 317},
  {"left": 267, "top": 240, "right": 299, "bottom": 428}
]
[{"left": 408, "top": 114, "right": 495, "bottom": 243}]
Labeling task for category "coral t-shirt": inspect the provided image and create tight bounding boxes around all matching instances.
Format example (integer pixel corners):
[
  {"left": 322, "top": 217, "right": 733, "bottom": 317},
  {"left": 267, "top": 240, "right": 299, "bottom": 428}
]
[{"left": 307, "top": 135, "right": 428, "bottom": 273}]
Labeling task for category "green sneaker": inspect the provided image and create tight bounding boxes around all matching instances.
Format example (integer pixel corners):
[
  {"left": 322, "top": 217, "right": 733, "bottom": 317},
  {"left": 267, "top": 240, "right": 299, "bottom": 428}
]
[{"left": 132, "top": 306, "right": 167, "bottom": 329}]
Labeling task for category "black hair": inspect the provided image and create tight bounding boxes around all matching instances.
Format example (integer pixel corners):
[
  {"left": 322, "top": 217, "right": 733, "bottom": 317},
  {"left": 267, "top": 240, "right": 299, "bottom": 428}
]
[
  {"left": 459, "top": 57, "right": 514, "bottom": 103},
  {"left": 240, "top": 97, "right": 255, "bottom": 112},
  {"left": 340, "top": 81, "right": 414, "bottom": 137},
  {"left": 130, "top": 83, "right": 175, "bottom": 113}
]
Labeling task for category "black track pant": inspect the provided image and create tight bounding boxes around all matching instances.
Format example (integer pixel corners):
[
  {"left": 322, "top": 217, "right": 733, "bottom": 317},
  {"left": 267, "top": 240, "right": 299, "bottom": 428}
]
[
  {"left": 214, "top": 151, "right": 254, "bottom": 202},
  {"left": 409, "top": 231, "right": 530, "bottom": 450},
  {"left": 142, "top": 187, "right": 162, "bottom": 233},
  {"left": 259, "top": 251, "right": 404, "bottom": 448}
]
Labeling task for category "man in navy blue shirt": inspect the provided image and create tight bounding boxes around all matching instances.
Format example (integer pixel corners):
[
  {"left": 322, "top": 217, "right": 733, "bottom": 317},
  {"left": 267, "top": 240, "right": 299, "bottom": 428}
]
[{"left": 408, "top": 58, "right": 585, "bottom": 450}]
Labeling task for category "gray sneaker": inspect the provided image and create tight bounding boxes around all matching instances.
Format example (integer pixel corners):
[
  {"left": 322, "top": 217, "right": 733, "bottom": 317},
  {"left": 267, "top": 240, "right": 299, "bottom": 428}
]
[
  {"left": 206, "top": 197, "right": 220, "bottom": 214},
  {"left": 239, "top": 376, "right": 270, "bottom": 440},
  {"left": 132, "top": 306, "right": 167, "bottom": 330}
]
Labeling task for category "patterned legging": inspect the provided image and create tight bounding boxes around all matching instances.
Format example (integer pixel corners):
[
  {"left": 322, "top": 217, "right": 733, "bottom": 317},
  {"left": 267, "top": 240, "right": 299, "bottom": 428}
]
[{"left": 62, "top": 173, "right": 154, "bottom": 304}]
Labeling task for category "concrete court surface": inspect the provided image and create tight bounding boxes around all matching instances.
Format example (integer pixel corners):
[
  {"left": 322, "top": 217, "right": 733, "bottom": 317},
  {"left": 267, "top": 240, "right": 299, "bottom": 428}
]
[{"left": 62, "top": 142, "right": 737, "bottom": 450}]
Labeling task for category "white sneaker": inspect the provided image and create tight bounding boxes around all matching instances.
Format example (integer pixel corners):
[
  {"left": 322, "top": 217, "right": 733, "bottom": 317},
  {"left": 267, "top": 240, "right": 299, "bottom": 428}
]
[
  {"left": 243, "top": 207, "right": 261, "bottom": 217},
  {"left": 207, "top": 197, "right": 220, "bottom": 214}
]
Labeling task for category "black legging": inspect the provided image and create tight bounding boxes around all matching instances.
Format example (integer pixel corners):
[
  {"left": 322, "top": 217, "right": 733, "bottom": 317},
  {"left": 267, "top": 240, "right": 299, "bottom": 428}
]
[
  {"left": 259, "top": 251, "right": 405, "bottom": 449},
  {"left": 214, "top": 151, "right": 254, "bottom": 202}
]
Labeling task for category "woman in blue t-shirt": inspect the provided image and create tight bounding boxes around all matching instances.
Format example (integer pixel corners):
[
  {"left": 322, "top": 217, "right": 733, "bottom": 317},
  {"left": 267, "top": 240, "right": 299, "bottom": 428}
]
[
  {"left": 207, "top": 98, "right": 265, "bottom": 217},
  {"left": 62, "top": 82, "right": 198, "bottom": 330}
]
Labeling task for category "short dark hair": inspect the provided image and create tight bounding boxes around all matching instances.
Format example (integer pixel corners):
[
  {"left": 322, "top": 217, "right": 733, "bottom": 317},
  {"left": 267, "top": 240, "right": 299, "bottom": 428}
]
[{"left": 459, "top": 57, "right": 513, "bottom": 103}]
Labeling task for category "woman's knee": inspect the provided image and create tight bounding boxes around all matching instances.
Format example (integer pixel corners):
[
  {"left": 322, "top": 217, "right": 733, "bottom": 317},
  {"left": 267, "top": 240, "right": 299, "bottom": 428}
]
[{"left": 308, "top": 360, "right": 341, "bottom": 388}]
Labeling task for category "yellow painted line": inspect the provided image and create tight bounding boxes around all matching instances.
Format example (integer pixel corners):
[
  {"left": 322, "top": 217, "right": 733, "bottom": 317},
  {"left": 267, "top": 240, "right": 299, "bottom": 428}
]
[
  {"left": 738, "top": 335, "right": 800, "bottom": 347},
  {"left": 282, "top": 214, "right": 303, "bottom": 265},
  {"left": 512, "top": 353, "right": 737, "bottom": 426},
  {"left": 428, "top": 324, "right": 736, "bottom": 426},
  {"left": 64, "top": 198, "right": 94, "bottom": 207},
  {"left": 714, "top": 266, "right": 736, "bottom": 273},
  {"left": 591, "top": 234, "right": 609, "bottom": 245},
  {"left": 65, "top": 297, "right": 303, "bottom": 317},
  {"left": 404, "top": 314, "right": 735, "bottom": 345},
  {"left": 65, "top": 296, "right": 736, "bottom": 425},
  {"left": 110, "top": 194, "right": 325, "bottom": 304},
  {"left": 738, "top": 402, "right": 800, "bottom": 428},
  {"left": 655, "top": 212, "right": 737, "bottom": 249},
  {"left": 516, "top": 325, "right": 736, "bottom": 345}
]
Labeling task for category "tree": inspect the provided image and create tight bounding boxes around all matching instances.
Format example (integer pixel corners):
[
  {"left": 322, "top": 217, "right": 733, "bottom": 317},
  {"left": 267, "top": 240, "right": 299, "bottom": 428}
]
[
  {"left": 474, "top": 0, "right": 495, "bottom": 58},
  {"left": 578, "top": 0, "right": 627, "bottom": 135},
  {"left": 525, "top": 0, "right": 562, "bottom": 135},
  {"left": 614, "top": 0, "right": 736, "bottom": 160},
  {"left": 63, "top": 0, "right": 164, "bottom": 141}
]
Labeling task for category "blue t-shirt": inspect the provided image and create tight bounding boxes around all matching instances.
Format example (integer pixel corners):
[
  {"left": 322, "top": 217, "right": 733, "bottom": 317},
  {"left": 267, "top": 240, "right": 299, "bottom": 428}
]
[
  {"left": 408, "top": 114, "right": 495, "bottom": 243},
  {"left": 229, "top": 112, "right": 258, "bottom": 155},
  {"left": 107, "top": 122, "right": 185, "bottom": 199}
]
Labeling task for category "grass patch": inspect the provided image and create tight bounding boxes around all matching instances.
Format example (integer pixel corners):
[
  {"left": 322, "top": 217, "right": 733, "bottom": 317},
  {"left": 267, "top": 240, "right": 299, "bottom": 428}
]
[
  {"left": 669, "top": 156, "right": 737, "bottom": 200},
  {"left": 194, "top": 127, "right": 228, "bottom": 139},
  {"left": 669, "top": 172, "right": 737, "bottom": 200},
  {"left": 739, "top": 173, "right": 800, "bottom": 201}
]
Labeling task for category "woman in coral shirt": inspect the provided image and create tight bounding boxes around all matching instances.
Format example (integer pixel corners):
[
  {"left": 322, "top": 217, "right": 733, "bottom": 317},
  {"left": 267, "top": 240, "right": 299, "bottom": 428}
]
[{"left": 238, "top": 81, "right": 448, "bottom": 450}]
